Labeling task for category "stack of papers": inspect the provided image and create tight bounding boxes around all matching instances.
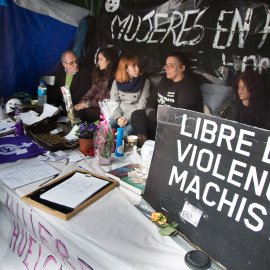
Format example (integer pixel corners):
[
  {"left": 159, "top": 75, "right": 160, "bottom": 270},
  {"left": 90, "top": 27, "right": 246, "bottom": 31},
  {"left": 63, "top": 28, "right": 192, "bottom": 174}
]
[
  {"left": 17, "top": 104, "right": 59, "bottom": 125},
  {"left": 40, "top": 172, "right": 109, "bottom": 208},
  {"left": 0, "top": 160, "right": 60, "bottom": 189}
]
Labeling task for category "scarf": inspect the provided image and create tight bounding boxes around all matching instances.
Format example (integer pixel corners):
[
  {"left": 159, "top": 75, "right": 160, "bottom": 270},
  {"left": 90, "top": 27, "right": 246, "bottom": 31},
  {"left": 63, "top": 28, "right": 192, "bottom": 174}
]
[{"left": 116, "top": 75, "right": 145, "bottom": 93}]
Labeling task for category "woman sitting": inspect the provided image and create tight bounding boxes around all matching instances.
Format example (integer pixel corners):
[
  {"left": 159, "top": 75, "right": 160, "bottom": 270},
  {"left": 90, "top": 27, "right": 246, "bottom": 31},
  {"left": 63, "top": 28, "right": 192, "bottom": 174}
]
[
  {"left": 74, "top": 48, "right": 119, "bottom": 122},
  {"left": 217, "top": 70, "right": 270, "bottom": 130},
  {"left": 131, "top": 51, "right": 203, "bottom": 147},
  {"left": 109, "top": 54, "right": 150, "bottom": 138}
]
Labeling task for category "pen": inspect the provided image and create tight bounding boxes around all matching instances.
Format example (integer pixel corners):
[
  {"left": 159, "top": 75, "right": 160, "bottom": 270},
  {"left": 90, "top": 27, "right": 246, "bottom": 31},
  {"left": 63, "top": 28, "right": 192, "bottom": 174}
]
[
  {"left": 78, "top": 166, "right": 92, "bottom": 174},
  {"left": 39, "top": 174, "right": 59, "bottom": 187}
]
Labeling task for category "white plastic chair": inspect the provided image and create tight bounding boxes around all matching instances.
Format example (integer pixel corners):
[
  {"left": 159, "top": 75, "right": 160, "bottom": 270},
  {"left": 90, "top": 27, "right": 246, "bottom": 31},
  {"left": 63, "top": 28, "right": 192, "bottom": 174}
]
[{"left": 38, "top": 76, "right": 55, "bottom": 86}]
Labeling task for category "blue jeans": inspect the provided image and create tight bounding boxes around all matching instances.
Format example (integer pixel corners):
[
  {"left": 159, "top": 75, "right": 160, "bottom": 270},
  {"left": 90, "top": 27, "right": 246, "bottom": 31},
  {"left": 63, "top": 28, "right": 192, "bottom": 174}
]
[{"left": 109, "top": 118, "right": 133, "bottom": 138}]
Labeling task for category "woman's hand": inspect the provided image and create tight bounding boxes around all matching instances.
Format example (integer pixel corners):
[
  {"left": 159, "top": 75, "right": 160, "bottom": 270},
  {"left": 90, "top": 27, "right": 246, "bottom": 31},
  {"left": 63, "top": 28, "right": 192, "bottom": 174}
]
[
  {"left": 74, "top": 101, "right": 88, "bottom": 111},
  {"left": 117, "top": 117, "right": 128, "bottom": 127}
]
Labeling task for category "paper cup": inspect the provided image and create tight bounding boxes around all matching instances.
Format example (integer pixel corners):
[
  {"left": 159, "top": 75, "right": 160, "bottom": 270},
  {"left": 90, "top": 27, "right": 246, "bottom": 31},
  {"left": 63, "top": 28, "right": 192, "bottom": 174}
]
[
  {"left": 127, "top": 135, "right": 138, "bottom": 150},
  {"left": 31, "top": 100, "right": 38, "bottom": 105}
]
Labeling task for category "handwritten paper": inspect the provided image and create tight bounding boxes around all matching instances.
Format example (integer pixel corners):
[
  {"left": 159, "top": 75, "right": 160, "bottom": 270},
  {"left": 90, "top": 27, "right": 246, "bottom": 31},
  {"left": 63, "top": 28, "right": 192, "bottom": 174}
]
[
  {"left": 40, "top": 172, "right": 109, "bottom": 208},
  {"left": 0, "top": 160, "right": 60, "bottom": 189},
  {"left": 0, "top": 122, "right": 15, "bottom": 135}
]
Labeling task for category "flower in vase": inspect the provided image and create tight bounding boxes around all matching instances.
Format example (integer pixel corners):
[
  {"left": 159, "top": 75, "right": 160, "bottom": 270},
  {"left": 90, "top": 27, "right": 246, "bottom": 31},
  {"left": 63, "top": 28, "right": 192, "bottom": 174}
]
[{"left": 75, "top": 121, "right": 98, "bottom": 139}]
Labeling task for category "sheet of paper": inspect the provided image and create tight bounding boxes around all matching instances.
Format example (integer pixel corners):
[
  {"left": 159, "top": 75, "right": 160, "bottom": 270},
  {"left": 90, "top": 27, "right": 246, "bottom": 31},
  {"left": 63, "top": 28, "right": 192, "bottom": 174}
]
[
  {"left": 0, "top": 122, "right": 15, "bottom": 134},
  {"left": 17, "top": 104, "right": 59, "bottom": 125},
  {"left": 0, "top": 160, "right": 60, "bottom": 189},
  {"left": 65, "top": 124, "right": 79, "bottom": 141},
  {"left": 40, "top": 172, "right": 109, "bottom": 209},
  {"left": 68, "top": 154, "right": 83, "bottom": 162},
  {"left": 19, "top": 111, "right": 40, "bottom": 125},
  {"left": 39, "top": 103, "right": 59, "bottom": 118}
]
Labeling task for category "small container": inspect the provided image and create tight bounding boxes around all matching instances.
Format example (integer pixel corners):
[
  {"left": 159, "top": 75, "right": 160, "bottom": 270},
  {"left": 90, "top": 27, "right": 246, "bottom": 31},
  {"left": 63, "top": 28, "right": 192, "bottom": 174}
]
[
  {"left": 127, "top": 135, "right": 138, "bottom": 150},
  {"left": 15, "top": 120, "right": 24, "bottom": 136},
  {"left": 184, "top": 250, "right": 211, "bottom": 270},
  {"left": 115, "top": 127, "right": 124, "bottom": 157}
]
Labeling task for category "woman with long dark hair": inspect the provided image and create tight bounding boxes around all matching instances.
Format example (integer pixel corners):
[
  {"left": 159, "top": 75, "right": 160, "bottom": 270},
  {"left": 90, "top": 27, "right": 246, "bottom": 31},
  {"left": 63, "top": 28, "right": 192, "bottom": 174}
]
[
  {"left": 74, "top": 48, "right": 119, "bottom": 122},
  {"left": 217, "top": 70, "right": 270, "bottom": 129}
]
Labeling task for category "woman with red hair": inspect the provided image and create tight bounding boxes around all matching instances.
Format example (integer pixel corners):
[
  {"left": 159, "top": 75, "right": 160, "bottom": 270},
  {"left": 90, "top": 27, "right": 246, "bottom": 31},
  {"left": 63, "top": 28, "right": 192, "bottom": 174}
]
[
  {"left": 217, "top": 70, "right": 270, "bottom": 130},
  {"left": 109, "top": 54, "right": 150, "bottom": 138}
]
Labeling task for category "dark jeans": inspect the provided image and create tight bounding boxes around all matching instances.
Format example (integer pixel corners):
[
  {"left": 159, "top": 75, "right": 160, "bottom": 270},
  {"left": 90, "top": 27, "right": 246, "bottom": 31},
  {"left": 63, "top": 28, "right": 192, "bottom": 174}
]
[{"left": 131, "top": 109, "right": 157, "bottom": 140}]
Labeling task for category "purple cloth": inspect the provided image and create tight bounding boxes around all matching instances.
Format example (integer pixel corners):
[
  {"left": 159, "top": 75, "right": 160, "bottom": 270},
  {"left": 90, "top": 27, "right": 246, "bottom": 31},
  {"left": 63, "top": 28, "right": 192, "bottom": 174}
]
[{"left": 0, "top": 136, "right": 46, "bottom": 164}]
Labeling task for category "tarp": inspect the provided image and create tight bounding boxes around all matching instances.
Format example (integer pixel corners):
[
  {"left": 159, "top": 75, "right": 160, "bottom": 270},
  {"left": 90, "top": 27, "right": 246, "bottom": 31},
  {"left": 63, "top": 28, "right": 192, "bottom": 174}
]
[{"left": 0, "top": 0, "right": 90, "bottom": 100}]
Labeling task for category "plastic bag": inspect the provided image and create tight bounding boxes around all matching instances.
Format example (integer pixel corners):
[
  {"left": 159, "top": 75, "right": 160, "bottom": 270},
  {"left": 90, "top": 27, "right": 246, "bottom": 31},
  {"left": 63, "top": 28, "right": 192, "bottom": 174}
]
[{"left": 94, "top": 99, "right": 118, "bottom": 165}]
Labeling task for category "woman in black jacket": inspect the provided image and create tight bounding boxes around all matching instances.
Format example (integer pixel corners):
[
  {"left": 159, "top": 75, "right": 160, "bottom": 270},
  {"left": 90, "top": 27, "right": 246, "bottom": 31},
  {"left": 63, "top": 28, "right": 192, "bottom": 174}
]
[{"left": 217, "top": 70, "right": 270, "bottom": 130}]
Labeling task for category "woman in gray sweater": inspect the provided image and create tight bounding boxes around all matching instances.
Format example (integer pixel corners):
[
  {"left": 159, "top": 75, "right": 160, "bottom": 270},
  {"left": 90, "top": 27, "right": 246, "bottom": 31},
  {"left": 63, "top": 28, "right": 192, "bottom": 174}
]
[{"left": 109, "top": 54, "right": 150, "bottom": 138}]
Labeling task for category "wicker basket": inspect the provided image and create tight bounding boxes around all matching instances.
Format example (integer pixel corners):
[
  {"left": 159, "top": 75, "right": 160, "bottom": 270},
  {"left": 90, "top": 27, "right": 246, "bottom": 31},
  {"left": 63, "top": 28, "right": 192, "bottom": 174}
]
[
  {"left": 25, "top": 122, "right": 78, "bottom": 152},
  {"left": 7, "top": 104, "right": 60, "bottom": 127}
]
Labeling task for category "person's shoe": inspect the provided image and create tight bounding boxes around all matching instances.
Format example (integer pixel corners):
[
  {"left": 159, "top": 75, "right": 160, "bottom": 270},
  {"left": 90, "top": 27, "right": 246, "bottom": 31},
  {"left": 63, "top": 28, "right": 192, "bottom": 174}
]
[{"left": 137, "top": 134, "right": 148, "bottom": 148}]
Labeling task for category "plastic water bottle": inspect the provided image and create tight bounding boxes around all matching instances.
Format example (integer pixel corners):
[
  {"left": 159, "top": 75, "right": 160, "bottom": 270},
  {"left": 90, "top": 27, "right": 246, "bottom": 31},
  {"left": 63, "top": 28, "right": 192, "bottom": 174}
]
[{"left": 38, "top": 81, "right": 47, "bottom": 106}]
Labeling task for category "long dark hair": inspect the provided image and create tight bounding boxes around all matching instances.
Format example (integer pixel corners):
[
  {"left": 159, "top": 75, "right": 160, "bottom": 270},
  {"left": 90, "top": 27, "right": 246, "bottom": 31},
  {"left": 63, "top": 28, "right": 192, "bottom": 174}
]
[
  {"left": 92, "top": 48, "right": 119, "bottom": 85},
  {"left": 233, "top": 70, "right": 267, "bottom": 127}
]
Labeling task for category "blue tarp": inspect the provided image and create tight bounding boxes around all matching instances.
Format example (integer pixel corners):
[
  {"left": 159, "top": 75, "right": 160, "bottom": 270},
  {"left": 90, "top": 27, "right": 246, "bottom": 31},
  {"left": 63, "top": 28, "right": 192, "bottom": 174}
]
[{"left": 0, "top": 1, "right": 77, "bottom": 99}]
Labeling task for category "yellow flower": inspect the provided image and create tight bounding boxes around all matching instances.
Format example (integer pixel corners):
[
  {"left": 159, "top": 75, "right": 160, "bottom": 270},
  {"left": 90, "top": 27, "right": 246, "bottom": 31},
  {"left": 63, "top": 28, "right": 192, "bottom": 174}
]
[{"left": 151, "top": 212, "right": 167, "bottom": 224}]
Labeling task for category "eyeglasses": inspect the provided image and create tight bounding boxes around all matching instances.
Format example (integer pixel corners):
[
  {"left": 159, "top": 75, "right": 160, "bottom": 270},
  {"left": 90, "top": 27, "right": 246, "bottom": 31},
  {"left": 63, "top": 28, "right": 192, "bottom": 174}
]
[{"left": 65, "top": 59, "right": 79, "bottom": 66}]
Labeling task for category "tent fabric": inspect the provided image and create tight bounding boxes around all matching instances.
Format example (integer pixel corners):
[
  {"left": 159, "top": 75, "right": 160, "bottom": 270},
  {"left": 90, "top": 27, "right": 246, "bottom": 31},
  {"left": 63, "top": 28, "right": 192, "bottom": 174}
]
[
  {"left": 0, "top": 0, "right": 8, "bottom": 6},
  {"left": 0, "top": 0, "right": 89, "bottom": 100},
  {"left": 72, "top": 16, "right": 92, "bottom": 66},
  {"left": 14, "top": 0, "right": 90, "bottom": 27}
]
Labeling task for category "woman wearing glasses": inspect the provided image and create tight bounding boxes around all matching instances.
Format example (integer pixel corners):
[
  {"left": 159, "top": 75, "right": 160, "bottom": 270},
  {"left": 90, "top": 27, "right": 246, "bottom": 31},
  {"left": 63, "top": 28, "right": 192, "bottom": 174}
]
[
  {"left": 131, "top": 51, "right": 203, "bottom": 147},
  {"left": 217, "top": 70, "right": 270, "bottom": 130},
  {"left": 74, "top": 48, "right": 119, "bottom": 122},
  {"left": 109, "top": 54, "right": 150, "bottom": 138}
]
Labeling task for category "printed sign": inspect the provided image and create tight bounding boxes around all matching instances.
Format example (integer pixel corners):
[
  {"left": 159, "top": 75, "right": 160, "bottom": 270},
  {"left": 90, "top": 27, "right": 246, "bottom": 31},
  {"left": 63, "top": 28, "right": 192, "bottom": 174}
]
[{"left": 144, "top": 105, "right": 270, "bottom": 270}]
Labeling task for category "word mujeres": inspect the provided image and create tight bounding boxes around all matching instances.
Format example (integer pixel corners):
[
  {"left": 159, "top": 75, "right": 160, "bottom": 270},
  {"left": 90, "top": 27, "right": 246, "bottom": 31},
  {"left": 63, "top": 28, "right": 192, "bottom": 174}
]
[{"left": 111, "top": 7, "right": 270, "bottom": 49}]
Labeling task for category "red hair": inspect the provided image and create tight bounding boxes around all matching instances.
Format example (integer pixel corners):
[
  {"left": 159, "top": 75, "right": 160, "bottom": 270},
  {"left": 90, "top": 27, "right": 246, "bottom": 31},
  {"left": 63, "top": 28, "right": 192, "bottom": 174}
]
[{"left": 115, "top": 54, "right": 144, "bottom": 83}]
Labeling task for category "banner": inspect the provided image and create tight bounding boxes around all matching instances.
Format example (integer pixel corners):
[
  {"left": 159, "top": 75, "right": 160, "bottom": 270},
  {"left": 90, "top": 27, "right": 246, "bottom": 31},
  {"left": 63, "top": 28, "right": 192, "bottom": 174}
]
[
  {"left": 94, "top": 0, "right": 270, "bottom": 86},
  {"left": 0, "top": 136, "right": 46, "bottom": 164},
  {"left": 144, "top": 105, "right": 270, "bottom": 270}
]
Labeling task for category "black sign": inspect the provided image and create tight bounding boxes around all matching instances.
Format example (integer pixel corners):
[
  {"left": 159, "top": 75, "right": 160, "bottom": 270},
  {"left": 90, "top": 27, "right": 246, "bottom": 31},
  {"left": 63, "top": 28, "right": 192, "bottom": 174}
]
[
  {"left": 144, "top": 105, "right": 270, "bottom": 270},
  {"left": 94, "top": 0, "right": 270, "bottom": 85}
]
